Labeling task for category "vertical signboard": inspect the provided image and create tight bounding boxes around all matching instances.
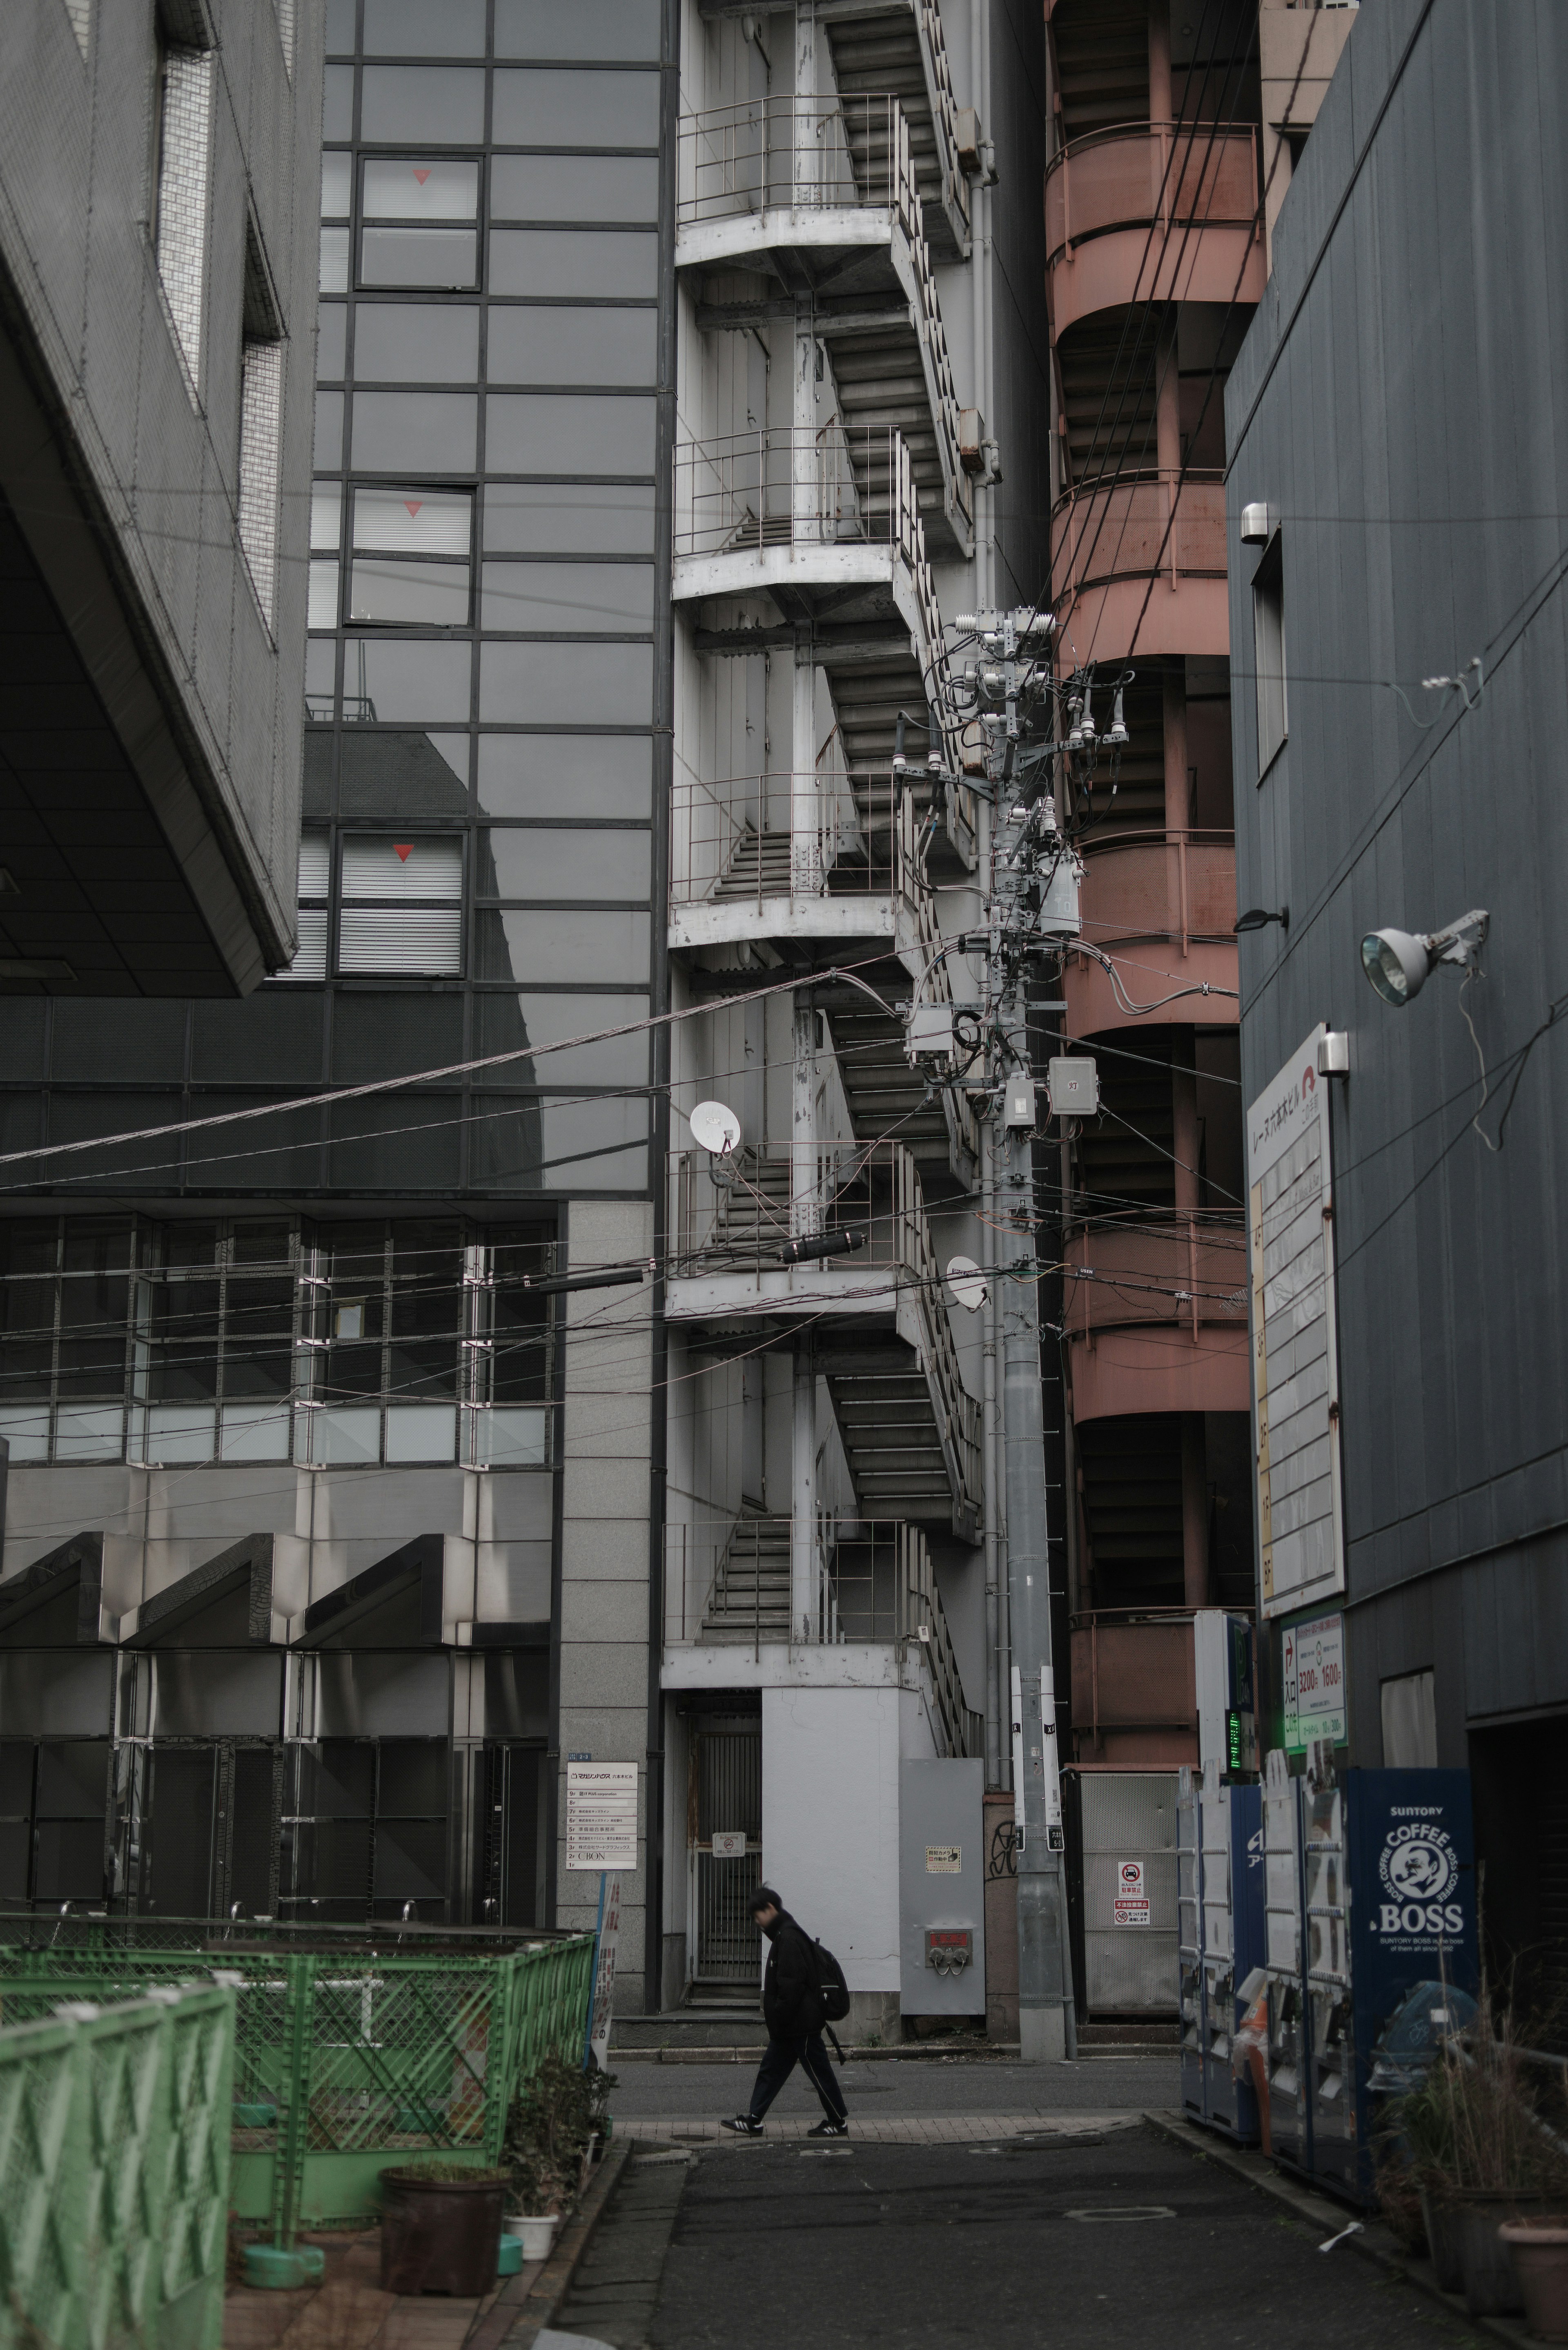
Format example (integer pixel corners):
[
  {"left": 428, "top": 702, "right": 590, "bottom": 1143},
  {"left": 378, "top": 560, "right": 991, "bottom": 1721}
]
[
  {"left": 1282, "top": 1611, "right": 1347, "bottom": 1750},
  {"left": 1247, "top": 1027, "right": 1345, "bottom": 1620}
]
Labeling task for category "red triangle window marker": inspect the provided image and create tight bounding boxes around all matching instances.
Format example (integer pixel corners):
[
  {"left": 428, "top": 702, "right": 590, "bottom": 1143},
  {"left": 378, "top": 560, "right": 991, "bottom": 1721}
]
[
  {"left": 403, "top": 499, "right": 423, "bottom": 517},
  {"left": 394, "top": 843, "right": 414, "bottom": 862},
  {"left": 412, "top": 168, "right": 431, "bottom": 185}
]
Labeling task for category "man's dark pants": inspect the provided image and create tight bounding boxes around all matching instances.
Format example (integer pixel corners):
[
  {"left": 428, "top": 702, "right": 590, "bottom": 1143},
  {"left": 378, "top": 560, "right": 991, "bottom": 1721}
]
[{"left": 748, "top": 2031, "right": 848, "bottom": 2124}]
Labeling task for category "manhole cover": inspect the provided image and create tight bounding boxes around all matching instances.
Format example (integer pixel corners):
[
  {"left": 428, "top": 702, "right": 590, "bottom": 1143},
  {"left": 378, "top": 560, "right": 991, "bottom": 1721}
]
[{"left": 1063, "top": 2206, "right": 1175, "bottom": 2222}]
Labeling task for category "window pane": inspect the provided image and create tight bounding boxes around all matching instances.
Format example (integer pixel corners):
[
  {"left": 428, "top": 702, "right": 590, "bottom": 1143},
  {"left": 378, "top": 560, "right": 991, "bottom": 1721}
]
[
  {"left": 144, "top": 1403, "right": 215, "bottom": 1463},
  {"left": 313, "top": 1406, "right": 383, "bottom": 1464},
  {"left": 363, "top": 158, "right": 479, "bottom": 219},
  {"left": 320, "top": 225, "right": 350, "bottom": 294},
  {"left": 490, "top": 230, "right": 656, "bottom": 300},
  {"left": 363, "top": 0, "right": 485, "bottom": 52},
  {"left": 321, "top": 153, "right": 352, "bottom": 217},
  {"left": 486, "top": 307, "right": 656, "bottom": 388},
  {"left": 281, "top": 907, "right": 329, "bottom": 980},
  {"left": 482, "top": 480, "right": 655, "bottom": 554},
  {"left": 309, "top": 559, "right": 341, "bottom": 628},
  {"left": 361, "top": 67, "right": 486, "bottom": 144},
  {"left": 323, "top": 65, "right": 354, "bottom": 142},
  {"left": 474, "top": 992, "right": 650, "bottom": 1086},
  {"left": 339, "top": 729, "right": 471, "bottom": 819},
  {"left": 55, "top": 1405, "right": 124, "bottom": 1462},
  {"left": 384, "top": 1342, "right": 457, "bottom": 1402},
  {"left": 353, "top": 303, "right": 480, "bottom": 383},
  {"left": 342, "top": 638, "right": 472, "bottom": 723},
  {"left": 474, "top": 908, "right": 649, "bottom": 984},
  {"left": 490, "top": 155, "right": 659, "bottom": 222},
  {"left": 481, "top": 828, "right": 649, "bottom": 901},
  {"left": 486, "top": 394, "right": 654, "bottom": 476},
  {"left": 481, "top": 560, "right": 652, "bottom": 633},
  {"left": 221, "top": 1406, "right": 292, "bottom": 1462},
  {"left": 299, "top": 834, "right": 332, "bottom": 896},
  {"left": 492, "top": 69, "right": 659, "bottom": 147},
  {"left": 480, "top": 641, "right": 651, "bottom": 723},
  {"left": 361, "top": 227, "right": 479, "bottom": 290},
  {"left": 305, "top": 639, "right": 336, "bottom": 718},
  {"left": 311, "top": 483, "right": 343, "bottom": 551},
  {"left": 339, "top": 908, "right": 464, "bottom": 974},
  {"left": 472, "top": 1094, "right": 648, "bottom": 1190},
  {"left": 351, "top": 392, "right": 477, "bottom": 471},
  {"left": 349, "top": 558, "right": 472, "bottom": 625},
  {"left": 476, "top": 733, "right": 650, "bottom": 818},
  {"left": 325, "top": 0, "right": 354, "bottom": 53},
  {"left": 318, "top": 302, "right": 347, "bottom": 379},
  {"left": 494, "top": 0, "right": 660, "bottom": 58},
  {"left": 332, "top": 992, "right": 464, "bottom": 1079},
  {"left": 314, "top": 390, "right": 344, "bottom": 468},
  {"left": 385, "top": 1404, "right": 457, "bottom": 1460},
  {"left": 354, "top": 487, "right": 472, "bottom": 555},
  {"left": 342, "top": 836, "right": 463, "bottom": 900}
]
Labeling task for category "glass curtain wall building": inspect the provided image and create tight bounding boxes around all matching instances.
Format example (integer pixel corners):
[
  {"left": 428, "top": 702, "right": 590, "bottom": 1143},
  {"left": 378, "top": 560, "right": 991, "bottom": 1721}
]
[{"left": 0, "top": 0, "right": 674, "bottom": 1968}]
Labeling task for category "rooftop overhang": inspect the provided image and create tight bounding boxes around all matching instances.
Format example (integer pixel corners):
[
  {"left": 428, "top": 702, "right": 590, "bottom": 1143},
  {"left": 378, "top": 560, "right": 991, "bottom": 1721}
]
[{"left": 0, "top": 285, "right": 292, "bottom": 997}]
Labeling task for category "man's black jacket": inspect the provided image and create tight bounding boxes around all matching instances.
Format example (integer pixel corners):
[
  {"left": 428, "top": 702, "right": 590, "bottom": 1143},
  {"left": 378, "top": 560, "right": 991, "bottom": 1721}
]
[{"left": 761, "top": 1909, "right": 824, "bottom": 2039}]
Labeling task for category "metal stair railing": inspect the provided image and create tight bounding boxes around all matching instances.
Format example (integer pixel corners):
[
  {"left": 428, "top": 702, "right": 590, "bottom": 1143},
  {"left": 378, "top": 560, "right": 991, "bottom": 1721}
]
[
  {"left": 908, "top": 221, "right": 972, "bottom": 545},
  {"left": 891, "top": 1144, "right": 982, "bottom": 1526},
  {"left": 914, "top": 0, "right": 972, "bottom": 252},
  {"left": 678, "top": 95, "right": 920, "bottom": 244},
  {"left": 898, "top": 792, "right": 981, "bottom": 1178}
]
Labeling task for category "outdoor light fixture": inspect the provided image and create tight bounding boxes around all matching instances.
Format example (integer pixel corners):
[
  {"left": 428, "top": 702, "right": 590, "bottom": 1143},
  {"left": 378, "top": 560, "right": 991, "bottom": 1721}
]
[
  {"left": 1234, "top": 905, "right": 1289, "bottom": 934},
  {"left": 1360, "top": 908, "right": 1490, "bottom": 1006}
]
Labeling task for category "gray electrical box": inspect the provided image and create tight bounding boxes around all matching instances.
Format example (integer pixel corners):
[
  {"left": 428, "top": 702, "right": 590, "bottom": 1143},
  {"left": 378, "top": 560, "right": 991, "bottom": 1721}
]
[
  {"left": 899, "top": 1758, "right": 985, "bottom": 2014},
  {"left": 905, "top": 1003, "right": 955, "bottom": 1062},
  {"left": 1047, "top": 1055, "right": 1099, "bottom": 1116},
  {"left": 1003, "top": 1075, "right": 1036, "bottom": 1129}
]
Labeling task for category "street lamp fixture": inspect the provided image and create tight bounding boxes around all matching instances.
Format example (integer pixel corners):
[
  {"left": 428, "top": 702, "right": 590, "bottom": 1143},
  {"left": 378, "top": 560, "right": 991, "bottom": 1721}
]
[
  {"left": 1234, "top": 905, "right": 1289, "bottom": 934},
  {"left": 1359, "top": 909, "right": 1489, "bottom": 1007}
]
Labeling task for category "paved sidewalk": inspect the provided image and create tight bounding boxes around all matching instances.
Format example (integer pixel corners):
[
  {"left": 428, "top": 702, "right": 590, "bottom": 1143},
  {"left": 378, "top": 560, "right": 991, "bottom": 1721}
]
[
  {"left": 607, "top": 2052, "right": 1178, "bottom": 2122},
  {"left": 615, "top": 2110, "right": 1137, "bottom": 2146}
]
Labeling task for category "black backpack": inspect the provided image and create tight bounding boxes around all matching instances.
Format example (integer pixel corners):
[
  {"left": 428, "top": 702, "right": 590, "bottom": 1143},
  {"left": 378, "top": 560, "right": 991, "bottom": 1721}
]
[{"left": 813, "top": 1937, "right": 851, "bottom": 2024}]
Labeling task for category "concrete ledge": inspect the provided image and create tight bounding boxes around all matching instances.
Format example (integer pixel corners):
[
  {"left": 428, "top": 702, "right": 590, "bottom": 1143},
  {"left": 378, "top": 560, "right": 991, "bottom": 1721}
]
[{"left": 499, "top": 2138, "right": 632, "bottom": 2349}]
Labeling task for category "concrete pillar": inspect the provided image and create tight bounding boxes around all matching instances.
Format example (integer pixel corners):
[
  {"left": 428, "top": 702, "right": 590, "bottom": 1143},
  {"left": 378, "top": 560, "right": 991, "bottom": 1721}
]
[
  {"left": 792, "top": 644, "right": 822, "bottom": 896},
  {"left": 792, "top": 1337, "right": 817, "bottom": 1638},
  {"left": 791, "top": 990, "right": 817, "bottom": 1237},
  {"left": 1148, "top": 0, "right": 1172, "bottom": 123},
  {"left": 1156, "top": 310, "right": 1180, "bottom": 479}
]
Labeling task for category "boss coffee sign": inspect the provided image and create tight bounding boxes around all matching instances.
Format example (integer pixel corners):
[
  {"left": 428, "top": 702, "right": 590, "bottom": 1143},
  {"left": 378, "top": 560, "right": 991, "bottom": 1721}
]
[{"left": 1374, "top": 1806, "right": 1466, "bottom": 1943}]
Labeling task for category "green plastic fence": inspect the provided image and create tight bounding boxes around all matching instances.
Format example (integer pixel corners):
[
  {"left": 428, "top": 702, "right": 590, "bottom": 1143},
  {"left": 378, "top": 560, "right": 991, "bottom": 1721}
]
[
  {"left": 0, "top": 1934, "right": 593, "bottom": 2247},
  {"left": 0, "top": 1983, "right": 234, "bottom": 2350}
]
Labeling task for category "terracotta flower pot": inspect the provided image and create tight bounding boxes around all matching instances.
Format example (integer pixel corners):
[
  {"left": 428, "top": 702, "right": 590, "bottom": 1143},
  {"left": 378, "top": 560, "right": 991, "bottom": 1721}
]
[
  {"left": 379, "top": 2168, "right": 507, "bottom": 2296},
  {"left": 1499, "top": 2219, "right": 1568, "bottom": 2343}
]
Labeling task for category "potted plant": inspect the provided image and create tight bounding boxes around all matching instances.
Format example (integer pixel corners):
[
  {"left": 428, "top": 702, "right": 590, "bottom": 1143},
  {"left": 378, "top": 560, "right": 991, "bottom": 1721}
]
[
  {"left": 379, "top": 2162, "right": 510, "bottom": 2296},
  {"left": 1392, "top": 1998, "right": 1568, "bottom": 2318},
  {"left": 1498, "top": 2217, "right": 1568, "bottom": 2342},
  {"left": 503, "top": 2053, "right": 615, "bottom": 2256}
]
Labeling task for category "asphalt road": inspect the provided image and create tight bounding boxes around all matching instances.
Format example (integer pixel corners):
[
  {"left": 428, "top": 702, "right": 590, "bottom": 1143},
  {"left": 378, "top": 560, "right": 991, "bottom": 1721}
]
[
  {"left": 634, "top": 2125, "right": 1471, "bottom": 2350},
  {"left": 607, "top": 2053, "right": 1180, "bottom": 2123}
]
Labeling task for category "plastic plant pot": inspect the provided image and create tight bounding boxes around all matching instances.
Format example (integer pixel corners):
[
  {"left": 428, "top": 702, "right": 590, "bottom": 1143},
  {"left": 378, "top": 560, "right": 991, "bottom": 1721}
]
[
  {"left": 243, "top": 2244, "right": 327, "bottom": 2290},
  {"left": 1499, "top": 2219, "right": 1568, "bottom": 2342},
  {"left": 1419, "top": 2189, "right": 1465, "bottom": 2294},
  {"left": 504, "top": 2215, "right": 559, "bottom": 2262},
  {"left": 380, "top": 2167, "right": 508, "bottom": 2296},
  {"left": 496, "top": 2235, "right": 524, "bottom": 2279}
]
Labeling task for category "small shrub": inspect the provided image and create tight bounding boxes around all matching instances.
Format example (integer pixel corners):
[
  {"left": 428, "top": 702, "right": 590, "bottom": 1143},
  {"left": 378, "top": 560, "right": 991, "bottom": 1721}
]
[{"left": 503, "top": 2056, "right": 615, "bottom": 2216}]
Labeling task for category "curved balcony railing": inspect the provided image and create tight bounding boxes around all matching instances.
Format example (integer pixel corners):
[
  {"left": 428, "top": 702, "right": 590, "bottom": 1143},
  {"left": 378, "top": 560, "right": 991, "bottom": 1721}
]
[
  {"left": 1046, "top": 120, "right": 1260, "bottom": 263},
  {"left": 1064, "top": 1216, "right": 1248, "bottom": 1344},
  {"left": 678, "top": 95, "right": 920, "bottom": 243},
  {"left": 1053, "top": 470, "right": 1226, "bottom": 599},
  {"left": 1069, "top": 1608, "right": 1200, "bottom": 1749},
  {"left": 1080, "top": 826, "right": 1236, "bottom": 950}
]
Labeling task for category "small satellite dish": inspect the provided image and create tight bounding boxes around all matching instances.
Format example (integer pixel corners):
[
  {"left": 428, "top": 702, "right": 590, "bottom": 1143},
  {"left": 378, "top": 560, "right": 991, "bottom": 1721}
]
[
  {"left": 688, "top": 1099, "right": 742, "bottom": 1157},
  {"left": 946, "top": 1254, "right": 987, "bottom": 1313}
]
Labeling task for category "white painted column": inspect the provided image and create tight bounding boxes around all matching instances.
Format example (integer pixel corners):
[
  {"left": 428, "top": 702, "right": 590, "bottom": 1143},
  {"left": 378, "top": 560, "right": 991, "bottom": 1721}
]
[
  {"left": 791, "top": 641, "right": 822, "bottom": 897},
  {"left": 791, "top": 1335, "right": 817, "bottom": 1640}
]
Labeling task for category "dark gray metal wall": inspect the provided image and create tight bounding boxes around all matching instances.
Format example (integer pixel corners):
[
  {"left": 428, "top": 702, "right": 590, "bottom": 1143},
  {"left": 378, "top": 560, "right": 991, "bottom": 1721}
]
[
  {"left": 1225, "top": 0, "right": 1568, "bottom": 1763},
  {"left": 988, "top": 0, "right": 1051, "bottom": 610}
]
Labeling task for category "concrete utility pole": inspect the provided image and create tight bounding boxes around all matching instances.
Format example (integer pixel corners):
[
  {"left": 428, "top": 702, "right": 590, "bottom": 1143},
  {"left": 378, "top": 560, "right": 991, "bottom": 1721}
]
[{"left": 993, "top": 796, "right": 1076, "bottom": 2064}]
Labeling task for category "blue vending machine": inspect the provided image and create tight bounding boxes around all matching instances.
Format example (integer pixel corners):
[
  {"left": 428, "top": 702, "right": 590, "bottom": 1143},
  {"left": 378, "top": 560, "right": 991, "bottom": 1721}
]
[
  {"left": 1262, "top": 1756, "right": 1477, "bottom": 2201},
  {"left": 1178, "top": 1761, "right": 1265, "bottom": 2142}
]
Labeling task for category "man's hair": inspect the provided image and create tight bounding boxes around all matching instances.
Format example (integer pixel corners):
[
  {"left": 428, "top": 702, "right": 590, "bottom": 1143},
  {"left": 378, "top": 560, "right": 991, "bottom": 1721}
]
[{"left": 750, "top": 1883, "right": 784, "bottom": 1916}]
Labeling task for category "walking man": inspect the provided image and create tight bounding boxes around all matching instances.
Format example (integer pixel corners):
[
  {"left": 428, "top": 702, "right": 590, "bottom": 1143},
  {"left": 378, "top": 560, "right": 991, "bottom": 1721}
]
[{"left": 721, "top": 1884, "right": 850, "bottom": 2138}]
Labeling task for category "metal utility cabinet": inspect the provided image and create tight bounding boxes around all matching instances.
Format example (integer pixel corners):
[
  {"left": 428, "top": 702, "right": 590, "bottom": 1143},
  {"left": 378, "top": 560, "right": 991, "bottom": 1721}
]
[
  {"left": 1178, "top": 1760, "right": 1264, "bottom": 2141},
  {"left": 1261, "top": 1754, "right": 1477, "bottom": 2201}
]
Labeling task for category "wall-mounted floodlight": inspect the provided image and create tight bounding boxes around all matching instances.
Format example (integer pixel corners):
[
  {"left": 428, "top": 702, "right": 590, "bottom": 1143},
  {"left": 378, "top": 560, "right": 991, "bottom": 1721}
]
[
  {"left": 1240, "top": 502, "right": 1273, "bottom": 544},
  {"left": 1360, "top": 909, "right": 1489, "bottom": 1006},
  {"left": 1234, "top": 905, "right": 1289, "bottom": 934}
]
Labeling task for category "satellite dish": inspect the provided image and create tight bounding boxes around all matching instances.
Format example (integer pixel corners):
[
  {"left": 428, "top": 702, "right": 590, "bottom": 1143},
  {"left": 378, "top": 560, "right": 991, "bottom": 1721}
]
[
  {"left": 688, "top": 1099, "right": 742, "bottom": 1157},
  {"left": 946, "top": 1254, "right": 987, "bottom": 1313}
]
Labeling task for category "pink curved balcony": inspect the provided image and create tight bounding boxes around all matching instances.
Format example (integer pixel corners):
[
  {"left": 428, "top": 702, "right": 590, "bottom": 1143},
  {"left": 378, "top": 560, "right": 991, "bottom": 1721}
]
[
  {"left": 1065, "top": 829, "right": 1238, "bottom": 1037},
  {"left": 1065, "top": 1217, "right": 1250, "bottom": 1422},
  {"left": 1045, "top": 122, "right": 1265, "bottom": 336},
  {"left": 1051, "top": 471, "right": 1228, "bottom": 662}
]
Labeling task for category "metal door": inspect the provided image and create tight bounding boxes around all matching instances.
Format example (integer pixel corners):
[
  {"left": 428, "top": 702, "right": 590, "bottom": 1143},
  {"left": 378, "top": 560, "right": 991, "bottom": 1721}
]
[{"left": 690, "top": 1723, "right": 762, "bottom": 1982}]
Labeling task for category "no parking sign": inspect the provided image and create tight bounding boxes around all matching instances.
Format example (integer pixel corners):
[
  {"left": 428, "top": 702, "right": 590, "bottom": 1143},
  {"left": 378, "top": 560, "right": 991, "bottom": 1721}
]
[{"left": 1113, "top": 1859, "right": 1150, "bottom": 1926}]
